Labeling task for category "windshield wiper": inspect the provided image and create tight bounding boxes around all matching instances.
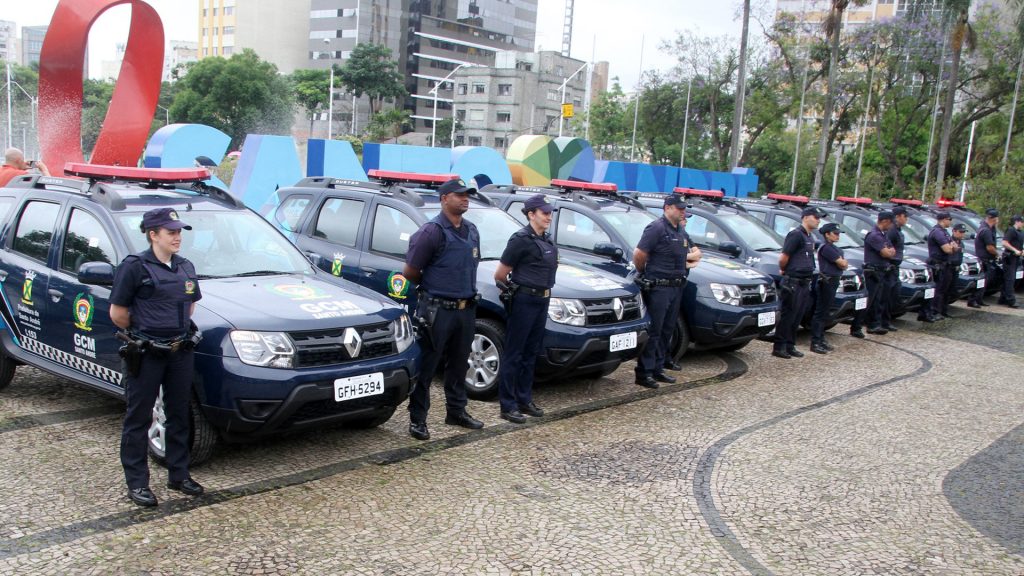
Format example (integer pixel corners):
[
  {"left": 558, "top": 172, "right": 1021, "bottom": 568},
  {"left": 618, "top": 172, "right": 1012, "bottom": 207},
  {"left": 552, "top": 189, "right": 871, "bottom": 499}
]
[
  {"left": 197, "top": 274, "right": 226, "bottom": 279},
  {"left": 755, "top": 247, "right": 778, "bottom": 252},
  {"left": 232, "top": 270, "right": 292, "bottom": 277}
]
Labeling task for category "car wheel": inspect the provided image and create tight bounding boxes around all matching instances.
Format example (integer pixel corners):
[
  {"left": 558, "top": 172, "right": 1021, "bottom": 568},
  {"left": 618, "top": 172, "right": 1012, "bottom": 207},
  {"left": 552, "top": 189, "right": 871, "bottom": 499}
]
[
  {"left": 465, "top": 318, "right": 504, "bottom": 400},
  {"left": 667, "top": 315, "right": 691, "bottom": 362},
  {"left": 0, "top": 348, "right": 16, "bottom": 391},
  {"left": 149, "top": 387, "right": 219, "bottom": 467},
  {"left": 344, "top": 406, "right": 397, "bottom": 429}
]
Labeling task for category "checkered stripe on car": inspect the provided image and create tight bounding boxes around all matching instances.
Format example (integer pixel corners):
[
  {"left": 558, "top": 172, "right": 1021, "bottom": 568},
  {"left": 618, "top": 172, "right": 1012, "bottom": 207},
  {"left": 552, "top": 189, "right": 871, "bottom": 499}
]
[{"left": 21, "top": 338, "right": 123, "bottom": 386}]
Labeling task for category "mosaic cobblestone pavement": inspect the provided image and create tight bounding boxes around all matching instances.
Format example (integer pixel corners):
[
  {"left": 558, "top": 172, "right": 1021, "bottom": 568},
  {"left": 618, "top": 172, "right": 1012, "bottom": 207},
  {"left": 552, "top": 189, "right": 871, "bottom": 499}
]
[{"left": 0, "top": 300, "right": 1022, "bottom": 575}]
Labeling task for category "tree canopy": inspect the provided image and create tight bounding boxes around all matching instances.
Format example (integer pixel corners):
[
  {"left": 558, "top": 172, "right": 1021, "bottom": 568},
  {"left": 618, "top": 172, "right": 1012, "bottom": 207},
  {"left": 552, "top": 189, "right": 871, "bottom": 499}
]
[{"left": 336, "top": 43, "right": 407, "bottom": 115}]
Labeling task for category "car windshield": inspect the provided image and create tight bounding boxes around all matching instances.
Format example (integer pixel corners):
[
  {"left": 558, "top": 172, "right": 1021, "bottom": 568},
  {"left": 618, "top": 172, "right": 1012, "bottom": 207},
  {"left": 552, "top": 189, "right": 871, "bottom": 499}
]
[
  {"left": 422, "top": 207, "right": 523, "bottom": 260},
  {"left": 117, "top": 209, "right": 313, "bottom": 278},
  {"left": 599, "top": 209, "right": 657, "bottom": 248},
  {"left": 901, "top": 223, "right": 925, "bottom": 244},
  {"left": 823, "top": 217, "right": 862, "bottom": 248},
  {"left": 904, "top": 216, "right": 934, "bottom": 239},
  {"left": 718, "top": 211, "right": 783, "bottom": 251}
]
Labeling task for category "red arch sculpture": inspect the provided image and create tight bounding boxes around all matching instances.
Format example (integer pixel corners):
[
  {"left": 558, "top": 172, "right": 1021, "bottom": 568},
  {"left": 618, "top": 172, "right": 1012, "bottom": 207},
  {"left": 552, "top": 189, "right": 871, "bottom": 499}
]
[{"left": 38, "top": 0, "right": 164, "bottom": 170}]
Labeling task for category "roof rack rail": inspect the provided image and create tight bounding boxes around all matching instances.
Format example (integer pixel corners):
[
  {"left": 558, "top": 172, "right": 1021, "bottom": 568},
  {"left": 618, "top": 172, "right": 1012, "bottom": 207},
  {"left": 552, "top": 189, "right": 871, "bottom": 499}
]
[
  {"left": 188, "top": 181, "right": 245, "bottom": 209},
  {"left": 384, "top": 184, "right": 426, "bottom": 207},
  {"left": 293, "top": 176, "right": 383, "bottom": 191},
  {"left": 89, "top": 183, "right": 127, "bottom": 210},
  {"left": 5, "top": 174, "right": 92, "bottom": 194},
  {"left": 479, "top": 183, "right": 552, "bottom": 195}
]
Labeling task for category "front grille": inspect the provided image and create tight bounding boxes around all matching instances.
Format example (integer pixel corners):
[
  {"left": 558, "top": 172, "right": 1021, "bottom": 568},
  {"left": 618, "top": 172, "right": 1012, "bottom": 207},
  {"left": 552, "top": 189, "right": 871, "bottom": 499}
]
[
  {"left": 739, "top": 283, "right": 776, "bottom": 305},
  {"left": 967, "top": 262, "right": 980, "bottom": 275},
  {"left": 282, "top": 387, "right": 402, "bottom": 428},
  {"left": 583, "top": 295, "right": 642, "bottom": 325},
  {"left": 914, "top": 269, "right": 931, "bottom": 283},
  {"left": 840, "top": 274, "right": 862, "bottom": 293},
  {"left": 289, "top": 322, "right": 395, "bottom": 368}
]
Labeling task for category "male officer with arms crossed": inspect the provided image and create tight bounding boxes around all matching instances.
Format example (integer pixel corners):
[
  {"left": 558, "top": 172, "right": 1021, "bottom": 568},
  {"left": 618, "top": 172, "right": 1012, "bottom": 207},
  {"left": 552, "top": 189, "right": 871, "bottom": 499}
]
[
  {"left": 633, "top": 195, "right": 700, "bottom": 388},
  {"left": 926, "top": 212, "right": 959, "bottom": 319},
  {"left": 109, "top": 208, "right": 204, "bottom": 507},
  {"left": 855, "top": 211, "right": 896, "bottom": 335},
  {"left": 810, "top": 222, "right": 848, "bottom": 354},
  {"left": 883, "top": 206, "right": 908, "bottom": 331},
  {"left": 774, "top": 206, "right": 821, "bottom": 358},
  {"left": 1000, "top": 215, "right": 1023, "bottom": 308},
  {"left": 968, "top": 209, "right": 1000, "bottom": 308},
  {"left": 403, "top": 179, "right": 484, "bottom": 440},
  {"left": 493, "top": 194, "right": 557, "bottom": 424}
]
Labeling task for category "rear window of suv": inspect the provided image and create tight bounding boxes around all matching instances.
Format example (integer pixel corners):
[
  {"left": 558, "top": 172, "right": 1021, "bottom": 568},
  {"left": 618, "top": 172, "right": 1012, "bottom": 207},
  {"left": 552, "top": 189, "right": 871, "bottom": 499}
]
[{"left": 13, "top": 201, "right": 60, "bottom": 262}]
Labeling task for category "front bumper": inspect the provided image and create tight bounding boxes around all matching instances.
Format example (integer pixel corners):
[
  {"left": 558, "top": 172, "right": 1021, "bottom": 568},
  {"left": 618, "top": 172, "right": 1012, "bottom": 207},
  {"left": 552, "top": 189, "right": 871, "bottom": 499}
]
[
  {"left": 897, "top": 282, "right": 934, "bottom": 312},
  {"left": 193, "top": 348, "right": 418, "bottom": 441},
  {"left": 688, "top": 297, "right": 779, "bottom": 348},
  {"left": 536, "top": 317, "right": 650, "bottom": 379}
]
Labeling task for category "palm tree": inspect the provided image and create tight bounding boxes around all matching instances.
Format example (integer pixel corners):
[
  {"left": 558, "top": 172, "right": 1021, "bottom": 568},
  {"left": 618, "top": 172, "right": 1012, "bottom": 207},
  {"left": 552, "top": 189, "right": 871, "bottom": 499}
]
[
  {"left": 934, "top": 0, "right": 974, "bottom": 200},
  {"left": 811, "top": 0, "right": 866, "bottom": 198},
  {"left": 728, "top": 0, "right": 752, "bottom": 169}
]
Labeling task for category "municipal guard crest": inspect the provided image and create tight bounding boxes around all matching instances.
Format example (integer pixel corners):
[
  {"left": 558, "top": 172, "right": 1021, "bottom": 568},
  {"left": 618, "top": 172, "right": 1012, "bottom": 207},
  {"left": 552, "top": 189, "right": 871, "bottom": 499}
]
[
  {"left": 331, "top": 253, "right": 345, "bottom": 276},
  {"left": 387, "top": 272, "right": 410, "bottom": 299},
  {"left": 21, "top": 270, "right": 36, "bottom": 305},
  {"left": 73, "top": 293, "right": 95, "bottom": 331},
  {"left": 184, "top": 280, "right": 196, "bottom": 295},
  {"left": 472, "top": 247, "right": 479, "bottom": 259},
  {"left": 169, "top": 210, "right": 180, "bottom": 221}
]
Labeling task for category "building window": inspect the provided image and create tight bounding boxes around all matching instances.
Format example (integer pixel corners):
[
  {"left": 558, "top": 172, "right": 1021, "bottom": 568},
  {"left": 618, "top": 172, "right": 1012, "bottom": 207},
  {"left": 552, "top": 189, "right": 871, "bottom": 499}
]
[
  {"left": 468, "top": 136, "right": 482, "bottom": 146},
  {"left": 223, "top": 26, "right": 235, "bottom": 35},
  {"left": 455, "top": 135, "right": 465, "bottom": 146},
  {"left": 213, "top": 28, "right": 219, "bottom": 36},
  {"left": 456, "top": 110, "right": 466, "bottom": 121},
  {"left": 343, "top": 8, "right": 357, "bottom": 17},
  {"left": 494, "top": 137, "right": 506, "bottom": 148},
  {"left": 498, "top": 84, "right": 512, "bottom": 96},
  {"left": 224, "top": 6, "right": 234, "bottom": 15},
  {"left": 497, "top": 112, "right": 511, "bottom": 123},
  {"left": 212, "top": 47, "right": 218, "bottom": 55},
  {"left": 469, "top": 109, "right": 484, "bottom": 121},
  {"left": 547, "top": 90, "right": 558, "bottom": 101},
  {"left": 342, "top": 29, "right": 357, "bottom": 38},
  {"left": 202, "top": 28, "right": 207, "bottom": 37},
  {"left": 203, "top": 47, "right": 208, "bottom": 56},
  {"left": 555, "top": 65, "right": 564, "bottom": 76},
  {"left": 311, "top": 9, "right": 340, "bottom": 18},
  {"left": 473, "top": 83, "right": 486, "bottom": 94},
  {"left": 457, "top": 83, "right": 468, "bottom": 95},
  {"left": 212, "top": 7, "right": 218, "bottom": 16},
  {"left": 310, "top": 30, "right": 336, "bottom": 39},
  {"left": 223, "top": 46, "right": 233, "bottom": 55},
  {"left": 573, "top": 98, "right": 582, "bottom": 108},
  {"left": 341, "top": 50, "right": 352, "bottom": 59}
]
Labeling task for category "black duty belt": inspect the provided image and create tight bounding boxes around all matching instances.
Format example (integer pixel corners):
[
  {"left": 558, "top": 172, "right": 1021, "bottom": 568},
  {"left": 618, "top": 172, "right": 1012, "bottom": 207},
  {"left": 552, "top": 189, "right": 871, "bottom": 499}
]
[
  {"left": 426, "top": 296, "right": 477, "bottom": 310},
  {"left": 651, "top": 278, "right": 686, "bottom": 287},
  {"left": 863, "top": 265, "right": 893, "bottom": 272},
  {"left": 519, "top": 286, "right": 551, "bottom": 297}
]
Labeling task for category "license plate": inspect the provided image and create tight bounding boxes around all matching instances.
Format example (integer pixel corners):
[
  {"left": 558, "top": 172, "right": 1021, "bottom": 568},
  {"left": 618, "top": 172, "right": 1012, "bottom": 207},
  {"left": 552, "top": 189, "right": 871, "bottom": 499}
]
[
  {"left": 610, "top": 332, "right": 637, "bottom": 352},
  {"left": 334, "top": 372, "right": 385, "bottom": 402},
  {"left": 924, "top": 288, "right": 935, "bottom": 299},
  {"left": 1017, "top": 270, "right": 1023, "bottom": 279},
  {"left": 757, "top": 311, "right": 776, "bottom": 327},
  {"left": 855, "top": 297, "right": 867, "bottom": 311},
  {"left": 976, "top": 278, "right": 985, "bottom": 289}
]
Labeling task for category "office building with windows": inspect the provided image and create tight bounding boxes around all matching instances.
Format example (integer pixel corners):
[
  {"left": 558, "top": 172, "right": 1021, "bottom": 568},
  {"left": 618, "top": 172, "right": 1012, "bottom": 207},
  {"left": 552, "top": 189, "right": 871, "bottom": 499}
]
[{"left": 0, "top": 20, "right": 18, "bottom": 64}]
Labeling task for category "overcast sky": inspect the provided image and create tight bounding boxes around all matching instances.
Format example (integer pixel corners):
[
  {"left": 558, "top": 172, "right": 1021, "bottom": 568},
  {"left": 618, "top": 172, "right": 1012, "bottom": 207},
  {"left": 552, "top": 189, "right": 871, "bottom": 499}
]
[{"left": 3, "top": 0, "right": 765, "bottom": 88}]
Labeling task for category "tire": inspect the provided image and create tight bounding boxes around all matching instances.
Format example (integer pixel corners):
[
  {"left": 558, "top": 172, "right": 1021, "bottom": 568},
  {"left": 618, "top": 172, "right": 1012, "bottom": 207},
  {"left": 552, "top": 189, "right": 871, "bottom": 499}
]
[
  {"left": 149, "top": 388, "right": 219, "bottom": 468},
  {"left": 667, "top": 315, "right": 691, "bottom": 363},
  {"left": 464, "top": 318, "right": 504, "bottom": 400},
  {"left": 344, "top": 406, "right": 397, "bottom": 429},
  {"left": 0, "top": 348, "right": 16, "bottom": 391}
]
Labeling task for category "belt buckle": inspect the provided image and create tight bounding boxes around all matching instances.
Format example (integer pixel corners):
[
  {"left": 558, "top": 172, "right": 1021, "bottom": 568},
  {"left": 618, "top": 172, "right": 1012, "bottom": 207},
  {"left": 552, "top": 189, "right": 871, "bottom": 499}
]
[
  {"left": 542, "top": 289, "right": 550, "bottom": 297},
  {"left": 457, "top": 300, "right": 466, "bottom": 310}
]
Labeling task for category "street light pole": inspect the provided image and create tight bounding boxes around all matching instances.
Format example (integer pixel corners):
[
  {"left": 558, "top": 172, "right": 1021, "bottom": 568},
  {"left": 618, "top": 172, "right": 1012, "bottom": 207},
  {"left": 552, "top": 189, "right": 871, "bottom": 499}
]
[
  {"left": 5, "top": 62, "right": 12, "bottom": 150},
  {"left": 322, "top": 38, "right": 334, "bottom": 140},
  {"left": 430, "top": 63, "right": 473, "bottom": 148},
  {"left": 960, "top": 119, "right": 977, "bottom": 202},
  {"left": 558, "top": 61, "right": 589, "bottom": 137},
  {"left": 680, "top": 77, "right": 692, "bottom": 168}
]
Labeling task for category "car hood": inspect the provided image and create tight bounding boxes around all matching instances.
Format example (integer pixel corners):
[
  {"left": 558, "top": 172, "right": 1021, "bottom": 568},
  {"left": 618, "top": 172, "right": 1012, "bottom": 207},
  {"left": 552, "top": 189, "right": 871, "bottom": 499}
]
[
  {"left": 476, "top": 259, "right": 638, "bottom": 299},
  {"left": 196, "top": 273, "right": 396, "bottom": 331},
  {"left": 693, "top": 256, "right": 773, "bottom": 284}
]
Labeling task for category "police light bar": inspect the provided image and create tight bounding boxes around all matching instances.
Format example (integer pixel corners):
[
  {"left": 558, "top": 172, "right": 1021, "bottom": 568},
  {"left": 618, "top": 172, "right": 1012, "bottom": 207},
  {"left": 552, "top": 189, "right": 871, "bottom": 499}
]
[
  {"left": 936, "top": 198, "right": 966, "bottom": 208},
  {"left": 836, "top": 196, "right": 873, "bottom": 205},
  {"left": 890, "top": 198, "right": 923, "bottom": 207},
  {"left": 766, "top": 193, "right": 809, "bottom": 205},
  {"left": 64, "top": 163, "right": 210, "bottom": 183},
  {"left": 549, "top": 179, "right": 618, "bottom": 193},
  {"left": 366, "top": 170, "right": 460, "bottom": 185},
  {"left": 673, "top": 187, "right": 724, "bottom": 199}
]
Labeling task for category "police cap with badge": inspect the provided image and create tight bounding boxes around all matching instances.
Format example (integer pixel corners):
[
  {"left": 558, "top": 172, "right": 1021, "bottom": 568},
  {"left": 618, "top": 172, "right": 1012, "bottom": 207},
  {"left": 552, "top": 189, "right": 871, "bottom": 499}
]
[
  {"left": 522, "top": 194, "right": 555, "bottom": 214},
  {"left": 820, "top": 222, "right": 841, "bottom": 235},
  {"left": 140, "top": 208, "right": 192, "bottom": 232}
]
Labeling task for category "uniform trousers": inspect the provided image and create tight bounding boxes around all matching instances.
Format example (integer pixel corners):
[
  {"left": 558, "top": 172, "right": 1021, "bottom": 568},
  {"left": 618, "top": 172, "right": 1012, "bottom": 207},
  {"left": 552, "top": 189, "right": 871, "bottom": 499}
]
[
  {"left": 882, "top": 267, "right": 901, "bottom": 326},
  {"left": 121, "top": 348, "right": 193, "bottom": 489},
  {"left": 774, "top": 275, "right": 811, "bottom": 352},
  {"left": 498, "top": 292, "right": 548, "bottom": 413},
  {"left": 811, "top": 276, "right": 840, "bottom": 345},
  {"left": 930, "top": 265, "right": 956, "bottom": 317},
  {"left": 855, "top": 267, "right": 887, "bottom": 331},
  {"left": 1001, "top": 256, "right": 1019, "bottom": 304},
  {"left": 408, "top": 306, "right": 474, "bottom": 423},
  {"left": 968, "top": 260, "right": 998, "bottom": 305},
  {"left": 636, "top": 284, "right": 683, "bottom": 377}
]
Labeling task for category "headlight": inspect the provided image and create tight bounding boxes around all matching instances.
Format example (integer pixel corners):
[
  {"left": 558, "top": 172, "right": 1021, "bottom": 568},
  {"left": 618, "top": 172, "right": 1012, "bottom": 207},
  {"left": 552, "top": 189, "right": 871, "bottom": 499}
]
[
  {"left": 548, "top": 298, "right": 586, "bottom": 326},
  {"left": 709, "top": 283, "right": 742, "bottom": 307},
  {"left": 394, "top": 314, "right": 415, "bottom": 353},
  {"left": 898, "top": 268, "right": 915, "bottom": 284},
  {"left": 230, "top": 331, "right": 294, "bottom": 368},
  {"left": 960, "top": 262, "right": 970, "bottom": 275},
  {"left": 923, "top": 267, "right": 932, "bottom": 282}
]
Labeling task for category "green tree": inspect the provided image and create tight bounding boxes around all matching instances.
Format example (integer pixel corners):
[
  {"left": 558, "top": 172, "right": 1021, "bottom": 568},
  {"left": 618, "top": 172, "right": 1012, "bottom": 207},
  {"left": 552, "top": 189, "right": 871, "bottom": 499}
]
[
  {"left": 336, "top": 44, "right": 406, "bottom": 115},
  {"left": 586, "top": 80, "right": 631, "bottom": 160},
  {"left": 934, "top": 0, "right": 975, "bottom": 200},
  {"left": 290, "top": 68, "right": 332, "bottom": 138},
  {"left": 169, "top": 49, "right": 294, "bottom": 148},
  {"left": 434, "top": 117, "right": 463, "bottom": 147},
  {"left": 81, "top": 79, "right": 116, "bottom": 155},
  {"left": 365, "top": 109, "right": 412, "bottom": 142}
]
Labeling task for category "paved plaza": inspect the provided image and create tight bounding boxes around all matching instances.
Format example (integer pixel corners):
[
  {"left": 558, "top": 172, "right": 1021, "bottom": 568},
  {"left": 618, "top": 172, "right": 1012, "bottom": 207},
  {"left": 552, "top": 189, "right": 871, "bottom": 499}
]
[{"left": 0, "top": 301, "right": 1022, "bottom": 575}]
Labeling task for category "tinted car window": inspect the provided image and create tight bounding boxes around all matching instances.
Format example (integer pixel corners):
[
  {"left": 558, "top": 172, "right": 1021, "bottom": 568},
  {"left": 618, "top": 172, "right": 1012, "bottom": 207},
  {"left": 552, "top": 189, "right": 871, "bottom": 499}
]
[
  {"left": 686, "top": 214, "right": 729, "bottom": 250},
  {"left": 371, "top": 205, "right": 418, "bottom": 257},
  {"left": 13, "top": 201, "right": 60, "bottom": 262},
  {"left": 718, "top": 211, "right": 783, "bottom": 251},
  {"left": 507, "top": 202, "right": 528, "bottom": 225},
  {"left": 596, "top": 209, "right": 655, "bottom": 249},
  {"left": 772, "top": 214, "right": 799, "bottom": 236},
  {"left": 273, "top": 195, "right": 310, "bottom": 233},
  {"left": 61, "top": 209, "right": 116, "bottom": 272},
  {"left": 315, "top": 197, "right": 364, "bottom": 246},
  {"left": 556, "top": 209, "right": 611, "bottom": 252}
]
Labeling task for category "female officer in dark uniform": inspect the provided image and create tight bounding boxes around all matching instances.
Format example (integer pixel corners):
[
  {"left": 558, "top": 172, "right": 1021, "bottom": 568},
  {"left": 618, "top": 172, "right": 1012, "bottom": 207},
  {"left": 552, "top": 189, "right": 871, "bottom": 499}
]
[
  {"left": 810, "top": 222, "right": 848, "bottom": 354},
  {"left": 109, "top": 208, "right": 203, "bottom": 507},
  {"left": 493, "top": 194, "right": 557, "bottom": 424}
]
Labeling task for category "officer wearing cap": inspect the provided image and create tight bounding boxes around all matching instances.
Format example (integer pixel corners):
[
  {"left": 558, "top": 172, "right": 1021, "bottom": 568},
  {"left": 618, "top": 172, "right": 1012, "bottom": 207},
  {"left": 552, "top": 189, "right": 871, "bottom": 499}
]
[
  {"left": 109, "top": 208, "right": 203, "bottom": 507},
  {"left": 403, "top": 179, "right": 484, "bottom": 440},
  {"left": 969, "top": 208, "right": 1000, "bottom": 308},
  {"left": 633, "top": 194, "right": 700, "bottom": 387},
  {"left": 493, "top": 194, "right": 557, "bottom": 424},
  {"left": 774, "top": 206, "right": 821, "bottom": 359},
  {"left": 1000, "top": 214, "right": 1023, "bottom": 307},
  {"left": 852, "top": 210, "right": 896, "bottom": 337},
  {"left": 883, "top": 206, "right": 908, "bottom": 331},
  {"left": 926, "top": 211, "right": 959, "bottom": 320},
  {"left": 810, "top": 222, "right": 848, "bottom": 354},
  {"left": 949, "top": 223, "right": 969, "bottom": 307}
]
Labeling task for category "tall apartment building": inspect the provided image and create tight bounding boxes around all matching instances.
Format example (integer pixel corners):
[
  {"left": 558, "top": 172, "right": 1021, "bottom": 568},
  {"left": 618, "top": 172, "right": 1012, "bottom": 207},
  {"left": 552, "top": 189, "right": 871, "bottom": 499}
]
[
  {"left": 453, "top": 50, "right": 587, "bottom": 150},
  {"left": 198, "top": 0, "right": 236, "bottom": 59},
  {"left": 0, "top": 20, "right": 18, "bottom": 64},
  {"left": 198, "top": 0, "right": 312, "bottom": 73}
]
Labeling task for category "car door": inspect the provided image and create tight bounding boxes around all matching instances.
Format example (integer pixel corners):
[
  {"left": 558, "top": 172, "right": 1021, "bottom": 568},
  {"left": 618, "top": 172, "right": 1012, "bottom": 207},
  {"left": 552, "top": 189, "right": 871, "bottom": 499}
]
[
  {"left": 47, "top": 206, "right": 123, "bottom": 379},
  {"left": 0, "top": 199, "right": 61, "bottom": 347},
  {"left": 360, "top": 200, "right": 422, "bottom": 307},
  {"left": 295, "top": 194, "right": 367, "bottom": 284},
  {"left": 553, "top": 207, "right": 624, "bottom": 276}
]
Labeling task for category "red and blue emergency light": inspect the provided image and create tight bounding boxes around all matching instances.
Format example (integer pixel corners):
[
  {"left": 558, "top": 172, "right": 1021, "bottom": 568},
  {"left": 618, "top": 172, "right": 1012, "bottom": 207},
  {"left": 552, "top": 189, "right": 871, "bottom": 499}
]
[
  {"left": 936, "top": 198, "right": 966, "bottom": 208},
  {"left": 836, "top": 196, "right": 873, "bottom": 205},
  {"left": 366, "top": 170, "right": 460, "bottom": 185},
  {"left": 63, "top": 163, "right": 210, "bottom": 183},
  {"left": 673, "top": 187, "right": 724, "bottom": 199},
  {"left": 766, "top": 193, "right": 810, "bottom": 204},
  {"left": 549, "top": 179, "right": 618, "bottom": 193},
  {"left": 890, "top": 198, "right": 923, "bottom": 207}
]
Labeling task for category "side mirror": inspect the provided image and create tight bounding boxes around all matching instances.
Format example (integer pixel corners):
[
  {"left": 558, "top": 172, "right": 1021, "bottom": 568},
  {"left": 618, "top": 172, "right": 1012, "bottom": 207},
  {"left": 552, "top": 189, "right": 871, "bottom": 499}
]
[
  {"left": 718, "top": 240, "right": 743, "bottom": 257},
  {"left": 593, "top": 242, "right": 625, "bottom": 262},
  {"left": 78, "top": 262, "right": 115, "bottom": 286},
  {"left": 305, "top": 251, "right": 325, "bottom": 269}
]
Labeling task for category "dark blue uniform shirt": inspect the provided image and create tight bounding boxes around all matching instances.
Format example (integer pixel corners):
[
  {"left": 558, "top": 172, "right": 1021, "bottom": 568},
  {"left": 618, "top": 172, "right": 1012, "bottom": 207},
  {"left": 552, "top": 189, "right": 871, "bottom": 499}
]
[
  {"left": 500, "top": 226, "right": 558, "bottom": 289},
  {"left": 887, "top": 225, "right": 905, "bottom": 265},
  {"left": 781, "top": 227, "right": 815, "bottom": 277},
  {"left": 110, "top": 249, "right": 202, "bottom": 338},
  {"left": 407, "top": 214, "right": 480, "bottom": 299},
  {"left": 637, "top": 216, "right": 690, "bottom": 280},
  {"left": 975, "top": 223, "right": 997, "bottom": 261},
  {"left": 1004, "top": 226, "right": 1023, "bottom": 251},
  {"left": 818, "top": 242, "right": 845, "bottom": 277},
  {"left": 863, "top": 226, "right": 893, "bottom": 267},
  {"left": 927, "top": 225, "right": 952, "bottom": 263},
  {"left": 950, "top": 239, "right": 964, "bottom": 266}
]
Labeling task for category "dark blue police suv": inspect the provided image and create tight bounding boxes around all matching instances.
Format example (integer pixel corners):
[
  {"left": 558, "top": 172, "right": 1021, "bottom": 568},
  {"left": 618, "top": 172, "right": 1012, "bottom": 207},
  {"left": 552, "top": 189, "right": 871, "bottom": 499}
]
[
  {"left": 0, "top": 165, "right": 419, "bottom": 464},
  {"left": 260, "top": 171, "right": 649, "bottom": 400}
]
